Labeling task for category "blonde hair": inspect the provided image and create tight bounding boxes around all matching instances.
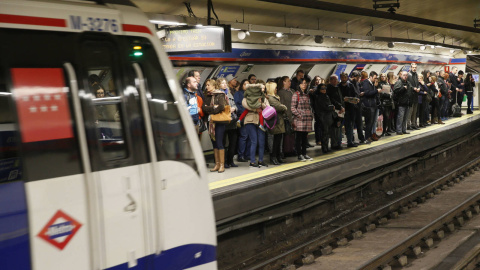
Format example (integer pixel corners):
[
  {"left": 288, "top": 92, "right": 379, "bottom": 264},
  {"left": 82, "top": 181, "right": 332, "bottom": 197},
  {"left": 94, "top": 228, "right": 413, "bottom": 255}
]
[
  {"left": 430, "top": 76, "right": 437, "bottom": 83},
  {"left": 265, "top": 82, "right": 277, "bottom": 96},
  {"left": 215, "top": 78, "right": 227, "bottom": 89}
]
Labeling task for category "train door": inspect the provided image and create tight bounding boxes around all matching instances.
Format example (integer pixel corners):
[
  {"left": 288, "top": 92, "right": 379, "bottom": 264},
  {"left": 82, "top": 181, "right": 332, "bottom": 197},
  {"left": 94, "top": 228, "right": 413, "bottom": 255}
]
[{"left": 76, "top": 38, "right": 154, "bottom": 269}]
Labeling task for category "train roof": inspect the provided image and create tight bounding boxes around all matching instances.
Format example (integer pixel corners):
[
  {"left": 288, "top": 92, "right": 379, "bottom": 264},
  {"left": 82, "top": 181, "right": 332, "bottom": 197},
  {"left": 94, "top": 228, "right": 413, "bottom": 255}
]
[{"left": 0, "top": 0, "right": 154, "bottom": 37}]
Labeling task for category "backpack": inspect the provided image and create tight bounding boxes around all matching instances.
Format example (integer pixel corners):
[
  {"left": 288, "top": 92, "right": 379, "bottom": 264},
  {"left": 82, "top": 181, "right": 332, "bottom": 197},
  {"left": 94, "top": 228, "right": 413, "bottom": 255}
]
[{"left": 262, "top": 106, "right": 277, "bottom": 129}]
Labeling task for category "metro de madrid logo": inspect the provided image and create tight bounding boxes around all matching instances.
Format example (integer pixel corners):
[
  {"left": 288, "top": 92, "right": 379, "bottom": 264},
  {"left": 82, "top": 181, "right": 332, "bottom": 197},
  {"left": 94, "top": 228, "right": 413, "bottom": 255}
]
[{"left": 37, "top": 210, "right": 82, "bottom": 250}]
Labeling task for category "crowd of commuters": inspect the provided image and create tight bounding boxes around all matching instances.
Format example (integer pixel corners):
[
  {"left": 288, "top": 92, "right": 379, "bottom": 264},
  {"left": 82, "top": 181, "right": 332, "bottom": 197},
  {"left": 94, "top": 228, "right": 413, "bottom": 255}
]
[{"left": 182, "top": 67, "right": 476, "bottom": 171}]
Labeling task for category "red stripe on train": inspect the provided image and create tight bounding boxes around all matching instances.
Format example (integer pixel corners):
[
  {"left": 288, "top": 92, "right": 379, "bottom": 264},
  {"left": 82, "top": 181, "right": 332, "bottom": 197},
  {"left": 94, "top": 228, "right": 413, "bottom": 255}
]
[
  {"left": 0, "top": 14, "right": 66, "bottom": 27},
  {"left": 122, "top": 24, "right": 152, "bottom": 35}
]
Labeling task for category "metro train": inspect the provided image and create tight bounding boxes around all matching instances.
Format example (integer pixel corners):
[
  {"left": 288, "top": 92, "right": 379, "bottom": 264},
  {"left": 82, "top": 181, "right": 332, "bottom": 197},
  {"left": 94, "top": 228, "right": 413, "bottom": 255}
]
[{"left": 0, "top": 0, "right": 216, "bottom": 269}]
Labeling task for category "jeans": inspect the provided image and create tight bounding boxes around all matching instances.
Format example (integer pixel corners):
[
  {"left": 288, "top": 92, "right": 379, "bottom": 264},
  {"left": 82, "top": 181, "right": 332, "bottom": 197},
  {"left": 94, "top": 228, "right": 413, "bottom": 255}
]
[
  {"left": 272, "top": 134, "right": 283, "bottom": 158},
  {"left": 344, "top": 109, "right": 355, "bottom": 144},
  {"left": 237, "top": 125, "right": 250, "bottom": 159},
  {"left": 354, "top": 107, "right": 365, "bottom": 141},
  {"left": 372, "top": 108, "right": 379, "bottom": 135},
  {"left": 467, "top": 93, "right": 473, "bottom": 111},
  {"left": 295, "top": 131, "right": 308, "bottom": 156},
  {"left": 211, "top": 123, "right": 226, "bottom": 149},
  {"left": 408, "top": 103, "right": 418, "bottom": 127},
  {"left": 442, "top": 97, "right": 449, "bottom": 118},
  {"left": 396, "top": 106, "right": 409, "bottom": 133},
  {"left": 364, "top": 107, "right": 376, "bottom": 139},
  {"left": 246, "top": 124, "right": 265, "bottom": 163}
]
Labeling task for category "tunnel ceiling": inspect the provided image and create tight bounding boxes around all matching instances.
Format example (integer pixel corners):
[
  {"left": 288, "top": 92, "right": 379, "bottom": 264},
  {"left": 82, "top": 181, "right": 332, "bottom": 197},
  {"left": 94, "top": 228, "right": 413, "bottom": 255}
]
[{"left": 131, "top": 0, "right": 480, "bottom": 49}]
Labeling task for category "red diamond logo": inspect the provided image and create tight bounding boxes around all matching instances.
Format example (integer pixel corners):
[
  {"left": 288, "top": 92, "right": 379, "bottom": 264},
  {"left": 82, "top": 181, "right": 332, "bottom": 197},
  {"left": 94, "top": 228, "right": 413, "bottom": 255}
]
[{"left": 37, "top": 210, "right": 82, "bottom": 250}]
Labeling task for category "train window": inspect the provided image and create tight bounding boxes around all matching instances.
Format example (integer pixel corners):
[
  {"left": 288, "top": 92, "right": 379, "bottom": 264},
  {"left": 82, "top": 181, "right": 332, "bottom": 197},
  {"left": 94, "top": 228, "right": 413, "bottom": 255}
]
[
  {"left": 82, "top": 43, "right": 128, "bottom": 161},
  {"left": 0, "top": 68, "right": 23, "bottom": 183},
  {"left": 125, "top": 37, "right": 197, "bottom": 169}
]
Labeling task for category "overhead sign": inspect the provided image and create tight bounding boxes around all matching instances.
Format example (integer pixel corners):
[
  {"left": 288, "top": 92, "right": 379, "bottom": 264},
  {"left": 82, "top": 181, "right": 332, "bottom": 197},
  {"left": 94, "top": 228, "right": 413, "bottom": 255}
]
[
  {"left": 217, "top": 66, "right": 240, "bottom": 78},
  {"left": 161, "top": 25, "right": 232, "bottom": 55}
]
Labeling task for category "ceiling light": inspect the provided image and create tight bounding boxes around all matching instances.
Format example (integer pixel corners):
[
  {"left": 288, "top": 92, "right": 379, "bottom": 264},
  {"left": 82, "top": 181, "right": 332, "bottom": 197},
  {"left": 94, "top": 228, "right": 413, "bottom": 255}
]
[
  {"left": 387, "top": 42, "right": 394, "bottom": 48},
  {"left": 196, "top": 24, "right": 203, "bottom": 27},
  {"left": 149, "top": 20, "right": 187, "bottom": 26},
  {"left": 342, "top": 38, "right": 350, "bottom": 44},
  {"left": 450, "top": 49, "right": 456, "bottom": 53},
  {"left": 238, "top": 31, "right": 247, "bottom": 40},
  {"left": 276, "top": 32, "right": 283, "bottom": 38},
  {"left": 420, "top": 45, "right": 426, "bottom": 51},
  {"left": 469, "top": 51, "right": 473, "bottom": 54},
  {"left": 430, "top": 45, "right": 435, "bottom": 49}
]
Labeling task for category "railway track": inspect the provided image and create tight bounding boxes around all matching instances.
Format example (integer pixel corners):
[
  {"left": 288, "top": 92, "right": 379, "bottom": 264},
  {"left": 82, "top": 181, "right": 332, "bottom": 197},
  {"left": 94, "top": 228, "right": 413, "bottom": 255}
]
[{"left": 248, "top": 157, "right": 480, "bottom": 270}]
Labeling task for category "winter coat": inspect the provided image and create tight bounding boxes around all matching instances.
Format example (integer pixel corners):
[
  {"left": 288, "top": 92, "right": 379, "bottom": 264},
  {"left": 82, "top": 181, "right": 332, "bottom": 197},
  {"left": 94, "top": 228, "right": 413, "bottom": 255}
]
[
  {"left": 313, "top": 92, "right": 334, "bottom": 127},
  {"left": 465, "top": 79, "right": 475, "bottom": 94},
  {"left": 291, "top": 90, "right": 313, "bottom": 132},
  {"left": 326, "top": 84, "right": 344, "bottom": 110},
  {"left": 407, "top": 72, "right": 419, "bottom": 104},
  {"left": 339, "top": 81, "right": 357, "bottom": 111},
  {"left": 278, "top": 88, "right": 295, "bottom": 123},
  {"left": 225, "top": 91, "right": 238, "bottom": 130},
  {"left": 242, "top": 97, "right": 269, "bottom": 126},
  {"left": 266, "top": 95, "right": 287, "bottom": 134},
  {"left": 379, "top": 81, "right": 393, "bottom": 107},
  {"left": 437, "top": 77, "right": 448, "bottom": 97},
  {"left": 361, "top": 79, "right": 378, "bottom": 108},
  {"left": 393, "top": 79, "right": 413, "bottom": 107},
  {"left": 202, "top": 90, "right": 226, "bottom": 117}
]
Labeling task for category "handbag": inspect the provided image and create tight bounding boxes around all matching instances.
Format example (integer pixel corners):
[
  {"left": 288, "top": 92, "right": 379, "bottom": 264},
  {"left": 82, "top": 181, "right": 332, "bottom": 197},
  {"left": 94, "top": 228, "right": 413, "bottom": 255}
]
[
  {"left": 198, "top": 118, "right": 207, "bottom": 133},
  {"left": 210, "top": 94, "right": 231, "bottom": 124},
  {"left": 284, "top": 116, "right": 294, "bottom": 134}
]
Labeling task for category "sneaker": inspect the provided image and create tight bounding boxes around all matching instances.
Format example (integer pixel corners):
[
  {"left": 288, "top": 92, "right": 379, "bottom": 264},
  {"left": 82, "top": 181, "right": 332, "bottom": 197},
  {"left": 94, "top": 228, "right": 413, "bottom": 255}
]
[
  {"left": 249, "top": 162, "right": 259, "bottom": 167},
  {"left": 258, "top": 161, "right": 268, "bottom": 167},
  {"left": 304, "top": 155, "right": 313, "bottom": 161},
  {"left": 259, "top": 125, "right": 266, "bottom": 132},
  {"left": 298, "top": 155, "right": 306, "bottom": 162}
]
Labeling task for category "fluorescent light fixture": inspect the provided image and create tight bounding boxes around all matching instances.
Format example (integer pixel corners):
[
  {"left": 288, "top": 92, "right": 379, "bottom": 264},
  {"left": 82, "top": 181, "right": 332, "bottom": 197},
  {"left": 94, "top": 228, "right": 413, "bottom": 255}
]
[
  {"left": 450, "top": 49, "right": 456, "bottom": 53},
  {"left": 430, "top": 45, "right": 435, "bottom": 49},
  {"left": 276, "top": 32, "right": 283, "bottom": 38},
  {"left": 196, "top": 24, "right": 203, "bottom": 27},
  {"left": 420, "top": 45, "right": 426, "bottom": 51},
  {"left": 149, "top": 20, "right": 187, "bottom": 26},
  {"left": 468, "top": 51, "right": 473, "bottom": 54}
]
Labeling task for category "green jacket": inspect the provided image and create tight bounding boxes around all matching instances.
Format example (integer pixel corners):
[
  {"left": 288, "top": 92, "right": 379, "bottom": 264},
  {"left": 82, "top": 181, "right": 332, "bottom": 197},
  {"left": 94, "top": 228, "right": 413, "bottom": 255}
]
[{"left": 267, "top": 95, "right": 287, "bottom": 134}]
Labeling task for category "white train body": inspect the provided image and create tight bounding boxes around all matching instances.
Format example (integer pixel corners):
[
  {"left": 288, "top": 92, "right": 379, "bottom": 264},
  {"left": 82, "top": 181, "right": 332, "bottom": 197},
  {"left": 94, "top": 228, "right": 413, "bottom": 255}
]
[{"left": 0, "top": 0, "right": 217, "bottom": 269}]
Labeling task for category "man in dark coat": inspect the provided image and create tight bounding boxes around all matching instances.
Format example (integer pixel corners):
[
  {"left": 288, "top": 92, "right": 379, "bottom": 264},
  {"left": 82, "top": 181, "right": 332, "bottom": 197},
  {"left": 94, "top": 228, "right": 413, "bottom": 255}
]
[
  {"left": 349, "top": 71, "right": 367, "bottom": 144},
  {"left": 361, "top": 71, "right": 378, "bottom": 142},
  {"left": 290, "top": 70, "right": 304, "bottom": 92},
  {"left": 407, "top": 63, "right": 420, "bottom": 130},
  {"left": 339, "top": 72, "right": 359, "bottom": 147},
  {"left": 394, "top": 71, "right": 413, "bottom": 135},
  {"left": 327, "top": 75, "right": 345, "bottom": 150}
]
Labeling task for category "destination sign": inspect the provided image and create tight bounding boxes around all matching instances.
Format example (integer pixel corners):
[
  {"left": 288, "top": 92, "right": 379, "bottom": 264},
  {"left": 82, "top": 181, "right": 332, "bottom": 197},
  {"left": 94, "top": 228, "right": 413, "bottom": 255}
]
[{"left": 160, "top": 25, "right": 232, "bottom": 54}]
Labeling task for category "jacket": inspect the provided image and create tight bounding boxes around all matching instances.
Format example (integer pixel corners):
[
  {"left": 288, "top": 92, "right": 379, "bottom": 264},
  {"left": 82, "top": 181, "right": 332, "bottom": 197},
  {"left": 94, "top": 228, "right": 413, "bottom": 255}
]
[
  {"left": 225, "top": 91, "right": 238, "bottom": 130},
  {"left": 407, "top": 72, "right": 419, "bottom": 104},
  {"left": 361, "top": 79, "right": 378, "bottom": 108},
  {"left": 234, "top": 89, "right": 246, "bottom": 116},
  {"left": 379, "top": 81, "right": 392, "bottom": 107},
  {"left": 465, "top": 79, "right": 475, "bottom": 94},
  {"left": 278, "top": 88, "right": 295, "bottom": 123},
  {"left": 393, "top": 79, "right": 413, "bottom": 107},
  {"left": 437, "top": 77, "right": 448, "bottom": 97},
  {"left": 202, "top": 90, "right": 226, "bottom": 117},
  {"left": 313, "top": 91, "right": 334, "bottom": 127},
  {"left": 183, "top": 88, "right": 200, "bottom": 124},
  {"left": 338, "top": 81, "right": 356, "bottom": 111},
  {"left": 242, "top": 97, "right": 269, "bottom": 126},
  {"left": 291, "top": 90, "right": 313, "bottom": 132},
  {"left": 327, "top": 84, "right": 344, "bottom": 110},
  {"left": 266, "top": 95, "right": 287, "bottom": 134}
]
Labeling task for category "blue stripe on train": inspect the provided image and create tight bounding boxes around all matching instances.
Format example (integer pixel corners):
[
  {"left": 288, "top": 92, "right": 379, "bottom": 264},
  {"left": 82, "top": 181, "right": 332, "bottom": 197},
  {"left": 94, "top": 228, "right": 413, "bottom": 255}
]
[
  {"left": 0, "top": 181, "right": 31, "bottom": 270},
  {"left": 106, "top": 244, "right": 216, "bottom": 270}
]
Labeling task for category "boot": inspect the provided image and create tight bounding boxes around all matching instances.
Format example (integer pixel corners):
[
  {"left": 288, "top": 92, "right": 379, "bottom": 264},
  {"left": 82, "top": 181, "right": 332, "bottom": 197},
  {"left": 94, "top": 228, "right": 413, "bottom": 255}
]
[
  {"left": 270, "top": 157, "right": 280, "bottom": 165},
  {"left": 218, "top": 149, "right": 225, "bottom": 173},
  {"left": 437, "top": 118, "right": 445, "bottom": 125},
  {"left": 210, "top": 149, "right": 220, "bottom": 172},
  {"left": 432, "top": 117, "right": 438, "bottom": 124},
  {"left": 277, "top": 155, "right": 285, "bottom": 164}
]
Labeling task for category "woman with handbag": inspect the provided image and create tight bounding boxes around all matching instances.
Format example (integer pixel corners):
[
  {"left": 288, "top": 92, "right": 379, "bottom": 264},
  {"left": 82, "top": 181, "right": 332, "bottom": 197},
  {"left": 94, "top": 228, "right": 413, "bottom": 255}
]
[
  {"left": 202, "top": 78, "right": 230, "bottom": 173},
  {"left": 266, "top": 81, "right": 287, "bottom": 165}
]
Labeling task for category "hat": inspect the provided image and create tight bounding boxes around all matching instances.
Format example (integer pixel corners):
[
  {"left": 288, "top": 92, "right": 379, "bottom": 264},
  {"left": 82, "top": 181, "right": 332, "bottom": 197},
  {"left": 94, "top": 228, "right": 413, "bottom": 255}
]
[{"left": 225, "top": 74, "right": 237, "bottom": 82}]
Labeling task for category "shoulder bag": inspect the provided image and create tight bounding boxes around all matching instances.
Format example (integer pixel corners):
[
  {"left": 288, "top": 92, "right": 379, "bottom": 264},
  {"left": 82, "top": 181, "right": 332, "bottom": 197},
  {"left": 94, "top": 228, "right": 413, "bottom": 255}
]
[{"left": 210, "top": 94, "right": 231, "bottom": 124}]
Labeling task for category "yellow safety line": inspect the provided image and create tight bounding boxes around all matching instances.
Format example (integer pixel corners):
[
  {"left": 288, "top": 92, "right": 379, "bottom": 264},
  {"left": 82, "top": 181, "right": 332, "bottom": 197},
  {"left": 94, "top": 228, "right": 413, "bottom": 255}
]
[{"left": 209, "top": 111, "right": 480, "bottom": 190}]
